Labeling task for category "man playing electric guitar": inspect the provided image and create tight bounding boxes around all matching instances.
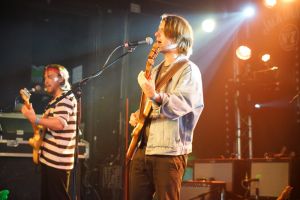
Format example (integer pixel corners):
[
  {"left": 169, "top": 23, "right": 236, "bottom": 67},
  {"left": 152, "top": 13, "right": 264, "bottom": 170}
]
[
  {"left": 21, "top": 64, "right": 77, "bottom": 200},
  {"left": 129, "top": 14, "right": 204, "bottom": 200}
]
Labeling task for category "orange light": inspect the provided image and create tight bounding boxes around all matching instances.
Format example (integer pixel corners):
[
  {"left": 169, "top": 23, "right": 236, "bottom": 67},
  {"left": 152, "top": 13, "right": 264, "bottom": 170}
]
[
  {"left": 281, "top": 0, "right": 295, "bottom": 2},
  {"left": 264, "top": 0, "right": 277, "bottom": 8},
  {"left": 236, "top": 46, "right": 252, "bottom": 60}
]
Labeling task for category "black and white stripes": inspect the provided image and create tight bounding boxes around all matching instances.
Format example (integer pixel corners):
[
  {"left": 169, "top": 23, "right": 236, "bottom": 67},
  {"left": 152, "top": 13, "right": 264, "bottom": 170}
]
[{"left": 40, "top": 93, "right": 77, "bottom": 170}]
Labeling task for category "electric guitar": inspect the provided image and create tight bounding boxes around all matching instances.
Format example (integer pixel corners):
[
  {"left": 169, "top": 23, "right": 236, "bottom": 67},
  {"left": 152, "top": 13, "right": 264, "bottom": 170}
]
[
  {"left": 20, "top": 88, "right": 44, "bottom": 164},
  {"left": 126, "top": 42, "right": 159, "bottom": 160}
]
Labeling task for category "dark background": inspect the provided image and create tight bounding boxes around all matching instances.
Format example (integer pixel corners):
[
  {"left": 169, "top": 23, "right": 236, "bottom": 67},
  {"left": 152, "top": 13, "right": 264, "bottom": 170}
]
[{"left": 0, "top": 0, "right": 299, "bottom": 198}]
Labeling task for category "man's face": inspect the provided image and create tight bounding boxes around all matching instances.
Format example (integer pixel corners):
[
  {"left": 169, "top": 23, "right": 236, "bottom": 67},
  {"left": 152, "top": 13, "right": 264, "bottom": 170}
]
[
  {"left": 44, "top": 70, "right": 62, "bottom": 95},
  {"left": 155, "top": 20, "right": 174, "bottom": 53}
]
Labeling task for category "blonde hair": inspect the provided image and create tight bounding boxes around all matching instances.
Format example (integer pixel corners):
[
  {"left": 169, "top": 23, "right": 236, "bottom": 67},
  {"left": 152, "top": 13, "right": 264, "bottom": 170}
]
[
  {"left": 161, "top": 14, "right": 194, "bottom": 57},
  {"left": 44, "top": 64, "right": 71, "bottom": 91}
]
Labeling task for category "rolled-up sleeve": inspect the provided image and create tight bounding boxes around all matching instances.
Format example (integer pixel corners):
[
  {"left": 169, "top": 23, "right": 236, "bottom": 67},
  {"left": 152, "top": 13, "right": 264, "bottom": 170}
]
[{"left": 53, "top": 99, "right": 74, "bottom": 129}]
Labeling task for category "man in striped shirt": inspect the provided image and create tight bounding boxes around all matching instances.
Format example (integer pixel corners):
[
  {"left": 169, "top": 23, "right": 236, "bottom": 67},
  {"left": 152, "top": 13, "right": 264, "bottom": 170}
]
[{"left": 22, "top": 64, "right": 77, "bottom": 200}]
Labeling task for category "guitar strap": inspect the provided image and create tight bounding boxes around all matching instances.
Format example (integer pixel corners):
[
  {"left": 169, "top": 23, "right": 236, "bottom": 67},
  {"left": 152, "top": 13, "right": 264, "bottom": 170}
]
[
  {"left": 139, "top": 59, "right": 189, "bottom": 147},
  {"left": 43, "top": 90, "right": 73, "bottom": 138},
  {"left": 36, "top": 90, "right": 74, "bottom": 164},
  {"left": 45, "top": 90, "right": 73, "bottom": 110},
  {"left": 155, "top": 59, "right": 189, "bottom": 91}
]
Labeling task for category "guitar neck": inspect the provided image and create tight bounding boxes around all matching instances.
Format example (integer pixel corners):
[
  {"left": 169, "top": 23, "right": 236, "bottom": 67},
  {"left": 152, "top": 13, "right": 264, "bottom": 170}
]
[
  {"left": 24, "top": 101, "right": 31, "bottom": 109},
  {"left": 138, "top": 43, "right": 159, "bottom": 118},
  {"left": 144, "top": 62, "right": 152, "bottom": 79}
]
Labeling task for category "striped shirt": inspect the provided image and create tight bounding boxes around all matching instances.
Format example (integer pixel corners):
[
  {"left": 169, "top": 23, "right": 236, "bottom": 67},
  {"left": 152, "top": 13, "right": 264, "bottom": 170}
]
[{"left": 39, "top": 92, "right": 77, "bottom": 170}]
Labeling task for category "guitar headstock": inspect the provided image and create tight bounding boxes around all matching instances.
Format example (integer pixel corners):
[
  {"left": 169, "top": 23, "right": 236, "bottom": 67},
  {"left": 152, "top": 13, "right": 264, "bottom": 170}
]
[
  {"left": 20, "top": 88, "right": 31, "bottom": 107},
  {"left": 148, "top": 41, "right": 160, "bottom": 61},
  {"left": 145, "top": 41, "right": 160, "bottom": 77}
]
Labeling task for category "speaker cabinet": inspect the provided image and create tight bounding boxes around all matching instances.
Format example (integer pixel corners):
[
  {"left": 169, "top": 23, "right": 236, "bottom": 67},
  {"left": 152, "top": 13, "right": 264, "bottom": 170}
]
[
  {"left": 193, "top": 159, "right": 250, "bottom": 195},
  {"left": 250, "top": 159, "right": 300, "bottom": 199},
  {"left": 180, "top": 181, "right": 226, "bottom": 200},
  {"left": 0, "top": 156, "right": 84, "bottom": 200},
  {"left": 0, "top": 157, "right": 40, "bottom": 200}
]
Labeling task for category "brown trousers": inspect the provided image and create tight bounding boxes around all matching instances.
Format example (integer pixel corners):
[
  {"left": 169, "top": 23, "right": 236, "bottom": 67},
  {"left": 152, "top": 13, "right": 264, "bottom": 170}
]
[{"left": 129, "top": 148, "right": 187, "bottom": 200}]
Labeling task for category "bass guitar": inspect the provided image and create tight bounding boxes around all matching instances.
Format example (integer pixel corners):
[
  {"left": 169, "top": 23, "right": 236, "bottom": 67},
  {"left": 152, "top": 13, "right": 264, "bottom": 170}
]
[{"left": 20, "top": 88, "right": 44, "bottom": 164}]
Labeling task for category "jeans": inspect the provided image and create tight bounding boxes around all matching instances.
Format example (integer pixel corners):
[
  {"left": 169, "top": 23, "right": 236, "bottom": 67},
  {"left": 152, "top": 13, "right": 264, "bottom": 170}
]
[{"left": 129, "top": 148, "right": 187, "bottom": 200}]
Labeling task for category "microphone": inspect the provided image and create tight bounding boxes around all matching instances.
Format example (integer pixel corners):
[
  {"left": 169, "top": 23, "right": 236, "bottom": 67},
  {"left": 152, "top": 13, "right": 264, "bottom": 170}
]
[{"left": 123, "top": 37, "right": 153, "bottom": 48}]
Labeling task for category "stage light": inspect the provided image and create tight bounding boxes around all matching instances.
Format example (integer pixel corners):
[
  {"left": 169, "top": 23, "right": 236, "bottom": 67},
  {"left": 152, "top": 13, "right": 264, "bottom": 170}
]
[
  {"left": 254, "top": 104, "right": 261, "bottom": 109},
  {"left": 243, "top": 6, "right": 255, "bottom": 18},
  {"left": 201, "top": 18, "right": 216, "bottom": 33},
  {"left": 271, "top": 66, "right": 278, "bottom": 70},
  {"left": 261, "top": 54, "right": 271, "bottom": 62},
  {"left": 264, "top": 0, "right": 277, "bottom": 8},
  {"left": 236, "top": 45, "right": 252, "bottom": 60},
  {"left": 281, "top": 0, "right": 295, "bottom": 3}
]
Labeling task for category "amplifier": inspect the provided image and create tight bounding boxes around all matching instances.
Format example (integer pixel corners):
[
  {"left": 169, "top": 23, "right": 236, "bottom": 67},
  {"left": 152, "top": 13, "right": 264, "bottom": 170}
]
[
  {"left": 0, "top": 112, "right": 41, "bottom": 141},
  {"left": 250, "top": 158, "right": 300, "bottom": 199},
  {"left": 193, "top": 159, "right": 250, "bottom": 195},
  {"left": 0, "top": 139, "right": 89, "bottom": 159},
  {"left": 180, "top": 180, "right": 226, "bottom": 200},
  {"left": 0, "top": 112, "right": 89, "bottom": 159}
]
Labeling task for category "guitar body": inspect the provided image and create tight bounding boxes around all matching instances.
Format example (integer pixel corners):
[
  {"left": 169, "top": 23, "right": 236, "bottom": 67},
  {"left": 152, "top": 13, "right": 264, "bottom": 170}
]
[
  {"left": 126, "top": 99, "right": 152, "bottom": 160},
  {"left": 28, "top": 125, "right": 43, "bottom": 164},
  {"left": 126, "top": 42, "right": 159, "bottom": 161},
  {"left": 20, "top": 88, "right": 44, "bottom": 164}
]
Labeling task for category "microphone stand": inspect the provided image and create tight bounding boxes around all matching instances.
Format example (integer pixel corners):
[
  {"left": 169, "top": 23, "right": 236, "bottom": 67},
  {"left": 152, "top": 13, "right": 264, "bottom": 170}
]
[{"left": 69, "top": 45, "right": 137, "bottom": 200}]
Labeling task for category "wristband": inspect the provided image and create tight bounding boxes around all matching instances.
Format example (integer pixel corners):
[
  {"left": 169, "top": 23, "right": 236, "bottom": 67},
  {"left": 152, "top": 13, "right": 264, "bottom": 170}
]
[
  {"left": 150, "top": 93, "right": 159, "bottom": 102},
  {"left": 34, "top": 117, "right": 40, "bottom": 125}
]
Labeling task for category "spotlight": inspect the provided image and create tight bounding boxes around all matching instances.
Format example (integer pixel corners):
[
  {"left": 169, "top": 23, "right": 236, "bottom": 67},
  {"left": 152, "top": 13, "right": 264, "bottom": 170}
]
[
  {"left": 243, "top": 6, "right": 256, "bottom": 18},
  {"left": 271, "top": 66, "right": 278, "bottom": 70},
  {"left": 236, "top": 45, "right": 252, "bottom": 60},
  {"left": 261, "top": 54, "right": 271, "bottom": 62},
  {"left": 201, "top": 18, "right": 216, "bottom": 33},
  {"left": 254, "top": 104, "right": 261, "bottom": 109},
  {"left": 264, "top": 0, "right": 277, "bottom": 8}
]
